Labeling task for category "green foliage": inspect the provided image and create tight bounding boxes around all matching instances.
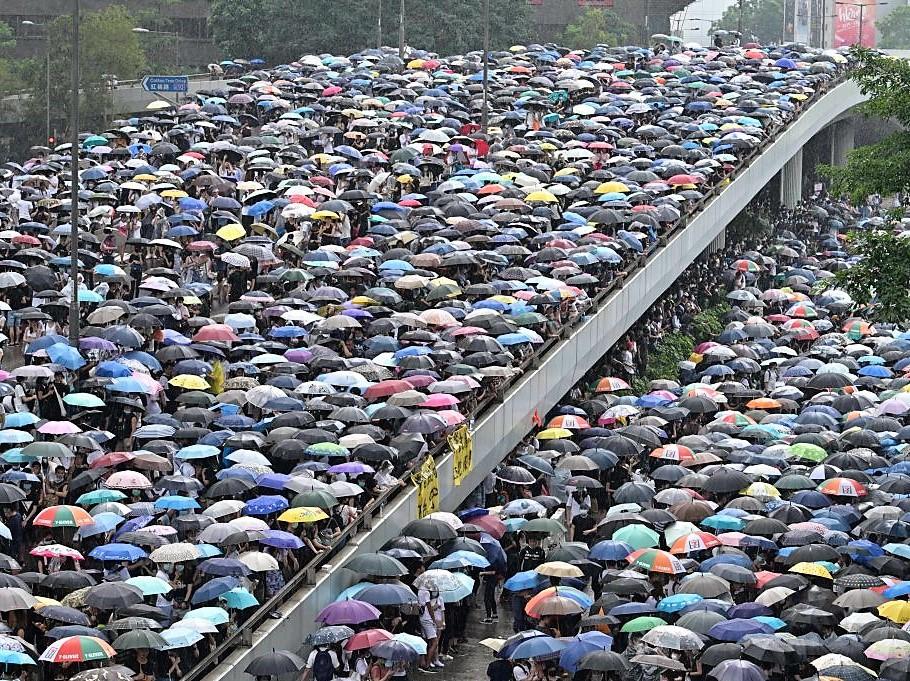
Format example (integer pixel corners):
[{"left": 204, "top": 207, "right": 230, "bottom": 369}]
[
  {"left": 628, "top": 303, "right": 730, "bottom": 393},
  {"left": 712, "top": 0, "right": 783, "bottom": 43},
  {"left": 877, "top": 6, "right": 910, "bottom": 49},
  {"left": 819, "top": 132, "right": 910, "bottom": 203},
  {"left": 824, "top": 229, "right": 910, "bottom": 324},
  {"left": 560, "top": 9, "right": 638, "bottom": 50},
  {"left": 818, "top": 49, "right": 910, "bottom": 203},
  {"left": 18, "top": 5, "right": 147, "bottom": 137},
  {"left": 0, "top": 21, "right": 15, "bottom": 97},
  {"left": 209, "top": 0, "right": 532, "bottom": 63}
]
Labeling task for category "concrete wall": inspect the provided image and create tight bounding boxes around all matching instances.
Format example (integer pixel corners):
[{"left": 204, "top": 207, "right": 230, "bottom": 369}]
[{"left": 200, "top": 77, "right": 868, "bottom": 681}]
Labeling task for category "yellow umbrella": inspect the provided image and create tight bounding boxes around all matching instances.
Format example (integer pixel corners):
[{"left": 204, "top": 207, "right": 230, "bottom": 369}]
[
  {"left": 741, "top": 482, "right": 780, "bottom": 498},
  {"left": 788, "top": 562, "right": 832, "bottom": 579},
  {"left": 216, "top": 223, "right": 246, "bottom": 241},
  {"left": 879, "top": 600, "right": 910, "bottom": 624},
  {"left": 594, "top": 181, "right": 630, "bottom": 194},
  {"left": 160, "top": 189, "right": 188, "bottom": 199},
  {"left": 278, "top": 507, "right": 329, "bottom": 524},
  {"left": 534, "top": 561, "right": 584, "bottom": 578},
  {"left": 525, "top": 190, "right": 558, "bottom": 203},
  {"left": 351, "top": 296, "right": 378, "bottom": 305},
  {"left": 536, "top": 428, "right": 573, "bottom": 440},
  {"left": 169, "top": 374, "right": 211, "bottom": 390},
  {"left": 311, "top": 210, "right": 340, "bottom": 220},
  {"left": 182, "top": 295, "right": 203, "bottom": 306},
  {"left": 33, "top": 596, "right": 62, "bottom": 608},
  {"left": 133, "top": 174, "right": 157, "bottom": 182}
]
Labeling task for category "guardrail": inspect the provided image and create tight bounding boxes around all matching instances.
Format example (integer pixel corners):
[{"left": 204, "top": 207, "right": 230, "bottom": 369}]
[{"left": 188, "top": 74, "right": 866, "bottom": 681}]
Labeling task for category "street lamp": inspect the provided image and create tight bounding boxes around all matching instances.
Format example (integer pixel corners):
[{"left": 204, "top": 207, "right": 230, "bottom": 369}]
[
  {"left": 132, "top": 26, "right": 180, "bottom": 71},
  {"left": 835, "top": 1, "right": 888, "bottom": 47},
  {"left": 69, "top": 0, "right": 80, "bottom": 347},
  {"left": 22, "top": 21, "right": 51, "bottom": 145}
]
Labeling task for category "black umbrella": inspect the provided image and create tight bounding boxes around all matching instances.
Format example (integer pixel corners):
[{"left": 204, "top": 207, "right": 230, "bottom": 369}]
[
  {"left": 345, "top": 553, "right": 408, "bottom": 577},
  {"left": 244, "top": 650, "right": 307, "bottom": 676},
  {"left": 401, "top": 518, "right": 457, "bottom": 541},
  {"left": 84, "top": 582, "right": 144, "bottom": 609}
]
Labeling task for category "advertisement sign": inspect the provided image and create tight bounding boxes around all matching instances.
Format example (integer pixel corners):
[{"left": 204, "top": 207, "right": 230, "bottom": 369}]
[
  {"left": 411, "top": 456, "right": 439, "bottom": 518},
  {"left": 834, "top": 0, "right": 877, "bottom": 47},
  {"left": 449, "top": 426, "right": 473, "bottom": 486}
]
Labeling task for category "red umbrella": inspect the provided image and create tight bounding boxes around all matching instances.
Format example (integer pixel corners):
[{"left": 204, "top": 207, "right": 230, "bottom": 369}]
[
  {"left": 345, "top": 628, "right": 393, "bottom": 651},
  {"left": 471, "top": 514, "right": 506, "bottom": 539},
  {"left": 192, "top": 324, "right": 240, "bottom": 342},
  {"left": 364, "top": 380, "right": 413, "bottom": 399}
]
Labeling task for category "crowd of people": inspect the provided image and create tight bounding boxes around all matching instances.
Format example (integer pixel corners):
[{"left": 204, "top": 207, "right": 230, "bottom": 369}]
[
  {"left": 298, "top": 196, "right": 910, "bottom": 681},
  {"left": 0, "top": 36, "right": 870, "bottom": 681}
]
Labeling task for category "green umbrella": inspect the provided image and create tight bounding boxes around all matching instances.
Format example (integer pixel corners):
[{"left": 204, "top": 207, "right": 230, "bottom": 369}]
[
  {"left": 522, "top": 518, "right": 567, "bottom": 535},
  {"left": 112, "top": 629, "right": 168, "bottom": 651},
  {"left": 63, "top": 393, "right": 106, "bottom": 408},
  {"left": 788, "top": 443, "right": 827, "bottom": 463},
  {"left": 613, "top": 524, "right": 660, "bottom": 549},
  {"left": 76, "top": 489, "right": 127, "bottom": 506},
  {"left": 291, "top": 490, "right": 338, "bottom": 510},
  {"left": 620, "top": 616, "right": 667, "bottom": 633},
  {"left": 22, "top": 441, "right": 71, "bottom": 458}
]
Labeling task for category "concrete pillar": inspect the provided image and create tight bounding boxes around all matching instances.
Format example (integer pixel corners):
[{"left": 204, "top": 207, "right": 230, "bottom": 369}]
[
  {"left": 780, "top": 147, "right": 804, "bottom": 208},
  {"left": 830, "top": 118, "right": 855, "bottom": 166}
]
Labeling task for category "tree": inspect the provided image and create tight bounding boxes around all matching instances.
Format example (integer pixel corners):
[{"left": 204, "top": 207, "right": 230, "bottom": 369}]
[
  {"left": 560, "top": 8, "right": 638, "bottom": 49},
  {"left": 18, "top": 5, "right": 147, "bottom": 139},
  {"left": 0, "top": 21, "right": 15, "bottom": 94},
  {"left": 209, "top": 0, "right": 532, "bottom": 63},
  {"left": 824, "top": 228, "right": 910, "bottom": 324},
  {"left": 712, "top": 0, "right": 784, "bottom": 44},
  {"left": 877, "top": 6, "right": 910, "bottom": 49},
  {"left": 818, "top": 48, "right": 910, "bottom": 201}
]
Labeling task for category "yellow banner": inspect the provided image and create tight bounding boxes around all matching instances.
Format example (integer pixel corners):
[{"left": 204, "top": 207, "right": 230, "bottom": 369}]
[
  {"left": 448, "top": 426, "right": 473, "bottom": 486},
  {"left": 411, "top": 456, "right": 439, "bottom": 518}
]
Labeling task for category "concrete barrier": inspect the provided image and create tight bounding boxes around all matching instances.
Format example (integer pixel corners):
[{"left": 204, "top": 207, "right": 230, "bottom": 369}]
[{"left": 199, "top": 78, "right": 867, "bottom": 681}]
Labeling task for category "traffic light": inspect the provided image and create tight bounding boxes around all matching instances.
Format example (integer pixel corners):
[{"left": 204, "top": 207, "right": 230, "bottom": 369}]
[{"left": 47, "top": 136, "right": 55, "bottom": 146}]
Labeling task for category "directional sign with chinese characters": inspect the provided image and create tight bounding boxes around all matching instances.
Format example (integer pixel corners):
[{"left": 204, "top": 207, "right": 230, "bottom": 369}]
[{"left": 141, "top": 75, "right": 189, "bottom": 93}]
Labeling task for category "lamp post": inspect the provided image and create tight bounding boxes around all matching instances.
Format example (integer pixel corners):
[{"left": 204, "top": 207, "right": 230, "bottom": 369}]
[
  {"left": 22, "top": 21, "right": 51, "bottom": 145},
  {"left": 69, "top": 0, "right": 81, "bottom": 347},
  {"left": 835, "top": 1, "right": 888, "bottom": 46},
  {"left": 132, "top": 26, "right": 180, "bottom": 70},
  {"left": 481, "top": 0, "right": 490, "bottom": 133},
  {"left": 398, "top": 0, "right": 405, "bottom": 60}
]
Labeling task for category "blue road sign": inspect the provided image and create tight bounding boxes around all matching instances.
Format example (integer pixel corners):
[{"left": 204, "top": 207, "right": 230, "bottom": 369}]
[{"left": 141, "top": 75, "right": 189, "bottom": 93}]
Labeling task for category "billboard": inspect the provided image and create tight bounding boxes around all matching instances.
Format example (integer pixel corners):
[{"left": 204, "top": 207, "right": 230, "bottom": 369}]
[
  {"left": 793, "top": 0, "right": 811, "bottom": 43},
  {"left": 834, "top": 0, "right": 877, "bottom": 47}
]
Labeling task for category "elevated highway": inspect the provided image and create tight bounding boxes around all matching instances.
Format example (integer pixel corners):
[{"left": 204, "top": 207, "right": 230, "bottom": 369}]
[{"left": 192, "top": 77, "right": 869, "bottom": 681}]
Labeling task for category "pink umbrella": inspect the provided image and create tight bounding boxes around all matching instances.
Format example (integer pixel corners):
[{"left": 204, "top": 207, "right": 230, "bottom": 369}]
[
  {"left": 131, "top": 371, "right": 163, "bottom": 395},
  {"left": 449, "top": 326, "right": 487, "bottom": 337},
  {"left": 105, "top": 471, "right": 152, "bottom": 490},
  {"left": 421, "top": 394, "right": 460, "bottom": 408},
  {"left": 193, "top": 324, "right": 240, "bottom": 342},
  {"left": 322, "top": 85, "right": 342, "bottom": 96},
  {"left": 364, "top": 380, "right": 413, "bottom": 400},
  {"left": 404, "top": 375, "right": 435, "bottom": 389},
  {"left": 470, "top": 514, "right": 506, "bottom": 538},
  {"left": 30, "top": 544, "right": 84, "bottom": 560},
  {"left": 37, "top": 421, "right": 82, "bottom": 435},
  {"left": 716, "top": 532, "right": 748, "bottom": 547},
  {"left": 437, "top": 410, "right": 465, "bottom": 426}
]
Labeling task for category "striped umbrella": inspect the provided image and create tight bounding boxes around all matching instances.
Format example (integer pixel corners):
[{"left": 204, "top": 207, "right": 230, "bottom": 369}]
[
  {"left": 33, "top": 505, "right": 94, "bottom": 527},
  {"left": 626, "top": 548, "right": 686, "bottom": 575},
  {"left": 39, "top": 635, "right": 116, "bottom": 663}
]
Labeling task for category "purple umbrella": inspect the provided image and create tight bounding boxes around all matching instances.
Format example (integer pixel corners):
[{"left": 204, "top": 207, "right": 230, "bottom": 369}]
[
  {"left": 708, "top": 618, "right": 774, "bottom": 642},
  {"left": 259, "top": 530, "right": 304, "bottom": 550},
  {"left": 315, "top": 599, "right": 381, "bottom": 625},
  {"left": 708, "top": 659, "right": 766, "bottom": 681},
  {"left": 328, "top": 462, "right": 375, "bottom": 475}
]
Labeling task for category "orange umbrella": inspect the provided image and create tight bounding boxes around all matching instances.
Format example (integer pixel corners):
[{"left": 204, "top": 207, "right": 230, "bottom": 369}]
[{"left": 746, "top": 397, "right": 781, "bottom": 409}]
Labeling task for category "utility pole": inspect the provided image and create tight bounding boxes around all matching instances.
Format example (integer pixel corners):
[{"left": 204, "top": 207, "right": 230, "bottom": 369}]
[
  {"left": 481, "top": 0, "right": 490, "bottom": 132},
  {"left": 377, "top": 0, "right": 382, "bottom": 49},
  {"left": 737, "top": 0, "right": 744, "bottom": 34},
  {"left": 398, "top": 0, "right": 405, "bottom": 60},
  {"left": 69, "top": 0, "right": 81, "bottom": 346}
]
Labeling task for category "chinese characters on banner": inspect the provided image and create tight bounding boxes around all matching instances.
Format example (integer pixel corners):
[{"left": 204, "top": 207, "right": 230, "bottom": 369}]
[
  {"left": 449, "top": 426, "right": 473, "bottom": 486},
  {"left": 411, "top": 455, "right": 439, "bottom": 518},
  {"left": 834, "top": 0, "right": 877, "bottom": 47}
]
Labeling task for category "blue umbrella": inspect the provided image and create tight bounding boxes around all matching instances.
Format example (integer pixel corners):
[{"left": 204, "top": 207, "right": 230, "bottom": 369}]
[
  {"left": 508, "top": 635, "right": 568, "bottom": 661},
  {"left": 260, "top": 530, "right": 304, "bottom": 550},
  {"left": 708, "top": 618, "right": 774, "bottom": 642},
  {"left": 220, "top": 587, "right": 259, "bottom": 609},
  {"left": 558, "top": 631, "right": 613, "bottom": 673},
  {"left": 504, "top": 570, "right": 547, "bottom": 592},
  {"left": 243, "top": 495, "right": 289, "bottom": 516},
  {"left": 154, "top": 495, "right": 200, "bottom": 511},
  {"left": 589, "top": 540, "right": 633, "bottom": 561},
  {"left": 371, "top": 640, "right": 419, "bottom": 662},
  {"left": 76, "top": 512, "right": 124, "bottom": 538},
  {"left": 191, "top": 576, "right": 240, "bottom": 604},
  {"left": 47, "top": 343, "right": 86, "bottom": 370},
  {"left": 430, "top": 550, "right": 490, "bottom": 569},
  {"left": 657, "top": 593, "right": 704, "bottom": 613}
]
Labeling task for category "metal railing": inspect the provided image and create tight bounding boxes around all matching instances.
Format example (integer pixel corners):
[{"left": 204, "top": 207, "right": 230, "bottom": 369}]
[{"left": 180, "top": 66, "right": 856, "bottom": 681}]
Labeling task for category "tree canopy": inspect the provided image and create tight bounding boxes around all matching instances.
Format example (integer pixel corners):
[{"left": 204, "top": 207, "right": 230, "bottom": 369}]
[
  {"left": 209, "top": 0, "right": 532, "bottom": 63},
  {"left": 560, "top": 8, "right": 638, "bottom": 50},
  {"left": 819, "top": 48, "right": 910, "bottom": 201},
  {"left": 877, "top": 6, "right": 910, "bottom": 49},
  {"left": 712, "top": 0, "right": 783, "bottom": 44},
  {"left": 824, "top": 228, "right": 910, "bottom": 324}
]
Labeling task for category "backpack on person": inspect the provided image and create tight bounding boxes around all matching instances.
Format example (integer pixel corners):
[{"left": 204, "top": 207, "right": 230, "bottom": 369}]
[{"left": 312, "top": 649, "right": 335, "bottom": 681}]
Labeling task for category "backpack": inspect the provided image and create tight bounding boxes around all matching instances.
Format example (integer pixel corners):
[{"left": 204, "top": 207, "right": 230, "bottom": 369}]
[{"left": 312, "top": 649, "right": 335, "bottom": 681}]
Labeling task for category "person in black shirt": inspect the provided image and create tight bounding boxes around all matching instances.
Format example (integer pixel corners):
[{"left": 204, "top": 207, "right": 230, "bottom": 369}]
[{"left": 518, "top": 536, "right": 545, "bottom": 572}]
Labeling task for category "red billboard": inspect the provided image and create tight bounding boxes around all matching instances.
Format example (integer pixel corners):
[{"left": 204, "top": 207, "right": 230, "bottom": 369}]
[{"left": 834, "top": 0, "right": 877, "bottom": 47}]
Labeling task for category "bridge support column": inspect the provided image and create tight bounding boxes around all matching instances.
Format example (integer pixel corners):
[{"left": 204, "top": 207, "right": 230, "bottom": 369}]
[
  {"left": 830, "top": 118, "right": 855, "bottom": 166},
  {"left": 780, "top": 148, "right": 803, "bottom": 208}
]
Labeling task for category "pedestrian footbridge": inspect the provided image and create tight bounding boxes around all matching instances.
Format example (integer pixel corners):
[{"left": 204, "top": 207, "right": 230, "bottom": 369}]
[{"left": 193, "top": 76, "right": 868, "bottom": 681}]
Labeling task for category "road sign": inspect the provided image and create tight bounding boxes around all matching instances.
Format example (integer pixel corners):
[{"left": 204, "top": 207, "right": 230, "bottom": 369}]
[{"left": 141, "top": 75, "right": 189, "bottom": 93}]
